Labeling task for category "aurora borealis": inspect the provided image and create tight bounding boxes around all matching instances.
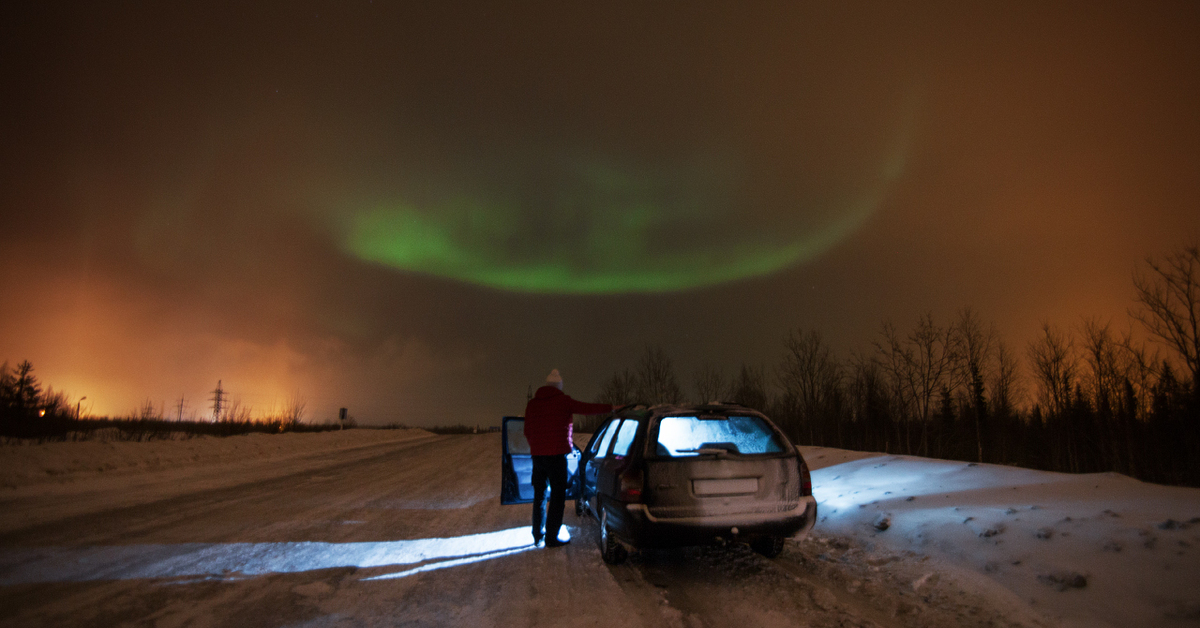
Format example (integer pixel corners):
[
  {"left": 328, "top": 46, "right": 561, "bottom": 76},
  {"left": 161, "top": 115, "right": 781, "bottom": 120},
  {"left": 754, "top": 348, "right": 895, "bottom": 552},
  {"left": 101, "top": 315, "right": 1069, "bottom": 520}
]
[
  {"left": 342, "top": 151, "right": 901, "bottom": 294},
  {"left": 1, "top": 2, "right": 1197, "bottom": 423}
]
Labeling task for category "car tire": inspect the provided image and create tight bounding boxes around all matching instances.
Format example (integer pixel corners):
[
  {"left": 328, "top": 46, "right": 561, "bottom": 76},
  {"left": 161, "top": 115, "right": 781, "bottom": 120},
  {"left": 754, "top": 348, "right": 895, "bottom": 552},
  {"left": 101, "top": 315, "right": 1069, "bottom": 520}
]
[
  {"left": 599, "top": 509, "right": 627, "bottom": 565},
  {"left": 750, "top": 535, "right": 786, "bottom": 558}
]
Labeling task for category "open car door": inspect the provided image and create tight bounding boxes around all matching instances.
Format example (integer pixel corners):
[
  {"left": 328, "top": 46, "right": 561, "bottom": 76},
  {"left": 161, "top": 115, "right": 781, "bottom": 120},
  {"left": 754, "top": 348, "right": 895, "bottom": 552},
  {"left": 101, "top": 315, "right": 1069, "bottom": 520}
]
[{"left": 500, "top": 416, "right": 581, "bottom": 505}]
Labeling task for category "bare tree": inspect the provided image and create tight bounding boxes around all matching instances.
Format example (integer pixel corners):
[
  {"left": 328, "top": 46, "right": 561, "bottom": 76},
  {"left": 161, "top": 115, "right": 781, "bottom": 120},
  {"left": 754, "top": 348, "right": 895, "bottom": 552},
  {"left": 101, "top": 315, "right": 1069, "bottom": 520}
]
[
  {"left": 1080, "top": 318, "right": 1127, "bottom": 473},
  {"left": 219, "top": 397, "right": 253, "bottom": 423},
  {"left": 635, "top": 346, "right": 684, "bottom": 405},
  {"left": 633, "top": 347, "right": 679, "bottom": 405},
  {"left": 1079, "top": 319, "right": 1162, "bottom": 475},
  {"left": 989, "top": 338, "right": 1023, "bottom": 464},
  {"left": 848, "top": 352, "right": 892, "bottom": 453},
  {"left": 1075, "top": 319, "right": 1155, "bottom": 420},
  {"left": 956, "top": 307, "right": 995, "bottom": 462},
  {"left": 281, "top": 396, "right": 306, "bottom": 427},
  {"left": 875, "top": 314, "right": 960, "bottom": 456},
  {"left": 874, "top": 321, "right": 916, "bottom": 453},
  {"left": 778, "top": 329, "right": 843, "bottom": 446},
  {"left": 729, "top": 363, "right": 769, "bottom": 412},
  {"left": 1028, "top": 323, "right": 1082, "bottom": 471},
  {"left": 1132, "top": 243, "right": 1200, "bottom": 396},
  {"left": 956, "top": 308, "right": 996, "bottom": 384},
  {"left": 1118, "top": 331, "right": 1159, "bottom": 422},
  {"left": 1080, "top": 318, "right": 1124, "bottom": 413},
  {"left": 1027, "top": 323, "right": 1078, "bottom": 418},
  {"left": 990, "top": 338, "right": 1023, "bottom": 417},
  {"left": 692, "top": 364, "right": 726, "bottom": 404},
  {"left": 597, "top": 368, "right": 638, "bottom": 405},
  {"left": 132, "top": 399, "right": 162, "bottom": 421},
  {"left": 40, "top": 386, "right": 69, "bottom": 418}
]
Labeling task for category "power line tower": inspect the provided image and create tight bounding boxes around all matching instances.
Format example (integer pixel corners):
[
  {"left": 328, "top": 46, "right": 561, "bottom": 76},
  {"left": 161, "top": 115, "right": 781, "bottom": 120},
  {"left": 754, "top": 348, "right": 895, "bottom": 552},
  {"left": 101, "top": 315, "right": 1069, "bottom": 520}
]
[{"left": 210, "top": 380, "right": 226, "bottom": 422}]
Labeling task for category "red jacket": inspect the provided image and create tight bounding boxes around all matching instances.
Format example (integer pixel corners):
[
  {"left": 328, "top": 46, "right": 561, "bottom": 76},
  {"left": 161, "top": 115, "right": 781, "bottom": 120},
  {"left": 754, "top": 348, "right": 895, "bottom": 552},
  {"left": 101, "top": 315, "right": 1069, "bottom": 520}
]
[{"left": 523, "top": 386, "right": 613, "bottom": 455}]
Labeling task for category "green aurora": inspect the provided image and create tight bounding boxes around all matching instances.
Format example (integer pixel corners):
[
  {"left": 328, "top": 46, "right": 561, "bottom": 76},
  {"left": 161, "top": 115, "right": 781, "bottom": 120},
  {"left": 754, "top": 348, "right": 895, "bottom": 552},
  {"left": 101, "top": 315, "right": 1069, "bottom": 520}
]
[{"left": 342, "top": 150, "right": 906, "bottom": 294}]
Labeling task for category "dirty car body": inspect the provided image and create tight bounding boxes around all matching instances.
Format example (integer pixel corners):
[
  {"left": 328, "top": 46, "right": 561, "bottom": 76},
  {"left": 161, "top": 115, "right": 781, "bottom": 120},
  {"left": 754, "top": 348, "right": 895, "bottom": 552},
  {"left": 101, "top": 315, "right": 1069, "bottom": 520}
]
[{"left": 577, "top": 403, "right": 817, "bottom": 562}]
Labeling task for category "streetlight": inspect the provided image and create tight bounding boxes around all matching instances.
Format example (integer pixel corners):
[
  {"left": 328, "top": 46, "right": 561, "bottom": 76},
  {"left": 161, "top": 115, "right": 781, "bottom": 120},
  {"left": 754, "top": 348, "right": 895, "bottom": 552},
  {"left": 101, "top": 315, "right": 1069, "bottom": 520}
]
[{"left": 77, "top": 396, "right": 86, "bottom": 421}]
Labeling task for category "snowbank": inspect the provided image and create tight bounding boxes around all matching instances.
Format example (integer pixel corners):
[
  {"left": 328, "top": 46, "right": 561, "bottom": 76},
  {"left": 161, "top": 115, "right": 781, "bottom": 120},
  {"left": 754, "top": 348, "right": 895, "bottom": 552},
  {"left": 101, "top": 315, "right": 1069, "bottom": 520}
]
[
  {"left": 0, "top": 428, "right": 432, "bottom": 490},
  {"left": 0, "top": 428, "right": 434, "bottom": 533},
  {"left": 803, "top": 446, "right": 1200, "bottom": 628}
]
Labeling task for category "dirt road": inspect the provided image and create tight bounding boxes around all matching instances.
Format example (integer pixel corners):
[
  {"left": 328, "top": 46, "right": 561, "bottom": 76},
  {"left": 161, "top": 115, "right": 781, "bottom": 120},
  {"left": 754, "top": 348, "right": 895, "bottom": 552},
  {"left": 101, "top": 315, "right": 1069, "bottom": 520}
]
[{"left": 0, "top": 434, "right": 1046, "bottom": 627}]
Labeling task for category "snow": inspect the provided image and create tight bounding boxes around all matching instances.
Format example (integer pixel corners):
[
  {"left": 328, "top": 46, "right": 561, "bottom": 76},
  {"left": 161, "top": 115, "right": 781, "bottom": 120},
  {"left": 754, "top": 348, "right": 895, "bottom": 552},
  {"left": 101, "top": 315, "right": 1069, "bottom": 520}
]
[
  {"left": 1, "top": 431, "right": 650, "bottom": 628},
  {"left": 804, "top": 446, "right": 1200, "bottom": 628},
  {"left": 1, "top": 431, "right": 1198, "bottom": 627},
  {"left": 0, "top": 526, "right": 538, "bottom": 585},
  {"left": 0, "top": 428, "right": 434, "bottom": 533},
  {"left": 1, "top": 428, "right": 433, "bottom": 489}
]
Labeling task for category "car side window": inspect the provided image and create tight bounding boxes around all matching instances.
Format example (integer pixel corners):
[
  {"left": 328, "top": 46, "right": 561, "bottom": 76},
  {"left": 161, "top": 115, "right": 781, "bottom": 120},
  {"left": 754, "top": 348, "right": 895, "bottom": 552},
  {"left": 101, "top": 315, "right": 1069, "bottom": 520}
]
[
  {"left": 611, "top": 420, "right": 640, "bottom": 458},
  {"left": 593, "top": 420, "right": 620, "bottom": 459},
  {"left": 506, "top": 419, "right": 530, "bottom": 455},
  {"left": 589, "top": 420, "right": 614, "bottom": 455}
]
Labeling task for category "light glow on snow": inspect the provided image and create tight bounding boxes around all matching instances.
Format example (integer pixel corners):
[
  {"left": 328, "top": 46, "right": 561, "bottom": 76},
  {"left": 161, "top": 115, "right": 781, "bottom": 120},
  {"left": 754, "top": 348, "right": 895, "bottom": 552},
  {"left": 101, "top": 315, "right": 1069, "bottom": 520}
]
[
  {"left": 0, "top": 526, "right": 550, "bottom": 585},
  {"left": 813, "top": 455, "right": 1046, "bottom": 511},
  {"left": 806, "top": 448, "right": 1200, "bottom": 628}
]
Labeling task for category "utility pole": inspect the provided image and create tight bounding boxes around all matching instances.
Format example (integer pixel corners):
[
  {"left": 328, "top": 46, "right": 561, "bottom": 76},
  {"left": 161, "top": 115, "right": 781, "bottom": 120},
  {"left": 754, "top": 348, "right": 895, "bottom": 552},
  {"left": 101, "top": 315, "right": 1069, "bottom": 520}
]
[
  {"left": 210, "top": 380, "right": 226, "bottom": 422},
  {"left": 176, "top": 395, "right": 186, "bottom": 422}
]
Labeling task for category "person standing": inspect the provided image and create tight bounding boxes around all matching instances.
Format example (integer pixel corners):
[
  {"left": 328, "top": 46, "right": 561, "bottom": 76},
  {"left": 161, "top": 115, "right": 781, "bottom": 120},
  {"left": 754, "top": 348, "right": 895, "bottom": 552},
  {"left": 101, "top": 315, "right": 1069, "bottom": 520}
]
[{"left": 524, "top": 369, "right": 614, "bottom": 547}]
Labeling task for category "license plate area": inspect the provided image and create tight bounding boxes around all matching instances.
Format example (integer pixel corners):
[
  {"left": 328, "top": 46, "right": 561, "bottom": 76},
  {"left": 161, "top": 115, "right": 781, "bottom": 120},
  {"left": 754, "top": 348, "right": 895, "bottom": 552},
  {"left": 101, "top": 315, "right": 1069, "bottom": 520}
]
[{"left": 692, "top": 477, "right": 758, "bottom": 496}]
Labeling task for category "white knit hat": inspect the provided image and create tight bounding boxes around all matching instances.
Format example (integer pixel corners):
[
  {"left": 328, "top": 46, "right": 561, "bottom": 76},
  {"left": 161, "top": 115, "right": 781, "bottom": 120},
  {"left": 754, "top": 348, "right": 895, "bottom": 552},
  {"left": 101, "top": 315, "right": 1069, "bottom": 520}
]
[{"left": 546, "top": 369, "right": 563, "bottom": 389}]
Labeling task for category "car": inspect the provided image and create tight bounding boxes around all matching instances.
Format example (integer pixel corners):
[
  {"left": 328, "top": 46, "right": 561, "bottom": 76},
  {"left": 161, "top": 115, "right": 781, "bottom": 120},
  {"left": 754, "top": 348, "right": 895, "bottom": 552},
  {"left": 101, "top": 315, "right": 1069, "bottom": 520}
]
[
  {"left": 500, "top": 403, "right": 817, "bottom": 564},
  {"left": 499, "top": 416, "right": 583, "bottom": 506}
]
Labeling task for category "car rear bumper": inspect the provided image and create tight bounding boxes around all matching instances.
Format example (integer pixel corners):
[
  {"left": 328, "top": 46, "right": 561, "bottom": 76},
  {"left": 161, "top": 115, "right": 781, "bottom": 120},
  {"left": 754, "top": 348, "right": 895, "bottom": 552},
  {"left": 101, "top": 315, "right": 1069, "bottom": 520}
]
[{"left": 613, "top": 496, "right": 818, "bottom": 548}]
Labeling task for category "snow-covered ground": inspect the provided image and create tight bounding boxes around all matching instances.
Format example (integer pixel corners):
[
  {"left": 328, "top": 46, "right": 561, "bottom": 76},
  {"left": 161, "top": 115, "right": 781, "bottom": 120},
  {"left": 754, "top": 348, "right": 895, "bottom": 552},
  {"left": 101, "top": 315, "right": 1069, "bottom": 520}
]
[
  {"left": 0, "top": 431, "right": 1197, "bottom": 627},
  {"left": 0, "top": 428, "right": 435, "bottom": 532},
  {"left": 1, "top": 428, "right": 434, "bottom": 489},
  {"left": 806, "top": 446, "right": 1200, "bottom": 628}
]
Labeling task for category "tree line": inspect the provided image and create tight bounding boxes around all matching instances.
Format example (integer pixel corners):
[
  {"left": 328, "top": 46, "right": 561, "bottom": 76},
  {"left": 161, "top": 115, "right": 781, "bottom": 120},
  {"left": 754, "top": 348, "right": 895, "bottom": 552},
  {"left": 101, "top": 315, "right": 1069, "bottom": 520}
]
[
  {"left": 595, "top": 244, "right": 1200, "bottom": 487},
  {"left": 0, "top": 363, "right": 331, "bottom": 440}
]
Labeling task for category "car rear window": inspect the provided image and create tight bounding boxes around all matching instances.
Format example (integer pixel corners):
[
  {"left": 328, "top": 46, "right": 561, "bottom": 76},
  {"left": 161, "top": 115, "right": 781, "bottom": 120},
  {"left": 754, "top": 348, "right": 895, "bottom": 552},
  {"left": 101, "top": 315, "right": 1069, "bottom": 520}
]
[{"left": 655, "top": 415, "right": 784, "bottom": 457}]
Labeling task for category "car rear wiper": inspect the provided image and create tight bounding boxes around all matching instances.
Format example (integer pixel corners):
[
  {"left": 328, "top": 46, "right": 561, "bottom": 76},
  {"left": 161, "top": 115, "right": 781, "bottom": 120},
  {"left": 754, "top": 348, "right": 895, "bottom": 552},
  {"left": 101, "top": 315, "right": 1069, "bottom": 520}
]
[{"left": 676, "top": 447, "right": 732, "bottom": 456}]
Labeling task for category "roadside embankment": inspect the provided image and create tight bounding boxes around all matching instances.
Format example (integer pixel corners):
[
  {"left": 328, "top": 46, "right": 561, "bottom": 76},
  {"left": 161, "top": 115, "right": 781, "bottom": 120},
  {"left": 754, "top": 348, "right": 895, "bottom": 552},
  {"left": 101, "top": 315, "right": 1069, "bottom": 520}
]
[{"left": 1, "top": 428, "right": 433, "bottom": 491}]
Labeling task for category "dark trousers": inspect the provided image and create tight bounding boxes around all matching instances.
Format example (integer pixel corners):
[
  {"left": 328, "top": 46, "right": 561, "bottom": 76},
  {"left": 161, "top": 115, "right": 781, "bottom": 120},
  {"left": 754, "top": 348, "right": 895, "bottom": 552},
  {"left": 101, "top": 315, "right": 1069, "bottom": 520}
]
[{"left": 531, "top": 454, "right": 568, "bottom": 542}]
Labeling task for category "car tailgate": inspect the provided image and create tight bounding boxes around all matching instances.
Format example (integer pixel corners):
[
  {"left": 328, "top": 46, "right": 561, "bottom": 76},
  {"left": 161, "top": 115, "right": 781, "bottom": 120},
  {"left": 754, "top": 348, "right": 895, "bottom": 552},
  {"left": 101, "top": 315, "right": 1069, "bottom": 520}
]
[{"left": 643, "top": 455, "right": 800, "bottom": 519}]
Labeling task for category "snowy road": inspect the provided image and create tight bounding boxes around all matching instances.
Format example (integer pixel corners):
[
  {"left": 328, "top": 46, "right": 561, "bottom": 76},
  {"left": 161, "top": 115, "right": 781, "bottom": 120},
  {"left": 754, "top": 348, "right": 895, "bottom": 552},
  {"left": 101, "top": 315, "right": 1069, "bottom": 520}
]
[{"left": 2, "top": 434, "right": 1053, "bottom": 627}]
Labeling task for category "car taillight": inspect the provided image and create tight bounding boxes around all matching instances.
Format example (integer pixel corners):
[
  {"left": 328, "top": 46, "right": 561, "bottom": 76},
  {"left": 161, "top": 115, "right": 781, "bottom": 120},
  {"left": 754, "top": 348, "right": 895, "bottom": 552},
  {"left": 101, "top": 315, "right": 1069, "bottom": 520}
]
[
  {"left": 800, "top": 459, "right": 812, "bottom": 497},
  {"left": 619, "top": 467, "right": 644, "bottom": 502}
]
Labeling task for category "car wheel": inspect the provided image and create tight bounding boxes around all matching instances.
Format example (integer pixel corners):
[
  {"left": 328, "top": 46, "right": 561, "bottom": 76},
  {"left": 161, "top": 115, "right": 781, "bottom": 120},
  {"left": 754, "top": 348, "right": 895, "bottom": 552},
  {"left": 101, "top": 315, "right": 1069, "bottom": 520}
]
[
  {"left": 750, "top": 535, "right": 786, "bottom": 558},
  {"left": 599, "top": 509, "right": 627, "bottom": 565}
]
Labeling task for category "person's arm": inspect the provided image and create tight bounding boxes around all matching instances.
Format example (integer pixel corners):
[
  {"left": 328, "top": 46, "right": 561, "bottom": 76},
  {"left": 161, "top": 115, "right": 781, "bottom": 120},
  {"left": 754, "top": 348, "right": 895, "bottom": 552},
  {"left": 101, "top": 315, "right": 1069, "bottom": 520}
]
[{"left": 567, "top": 397, "right": 616, "bottom": 416}]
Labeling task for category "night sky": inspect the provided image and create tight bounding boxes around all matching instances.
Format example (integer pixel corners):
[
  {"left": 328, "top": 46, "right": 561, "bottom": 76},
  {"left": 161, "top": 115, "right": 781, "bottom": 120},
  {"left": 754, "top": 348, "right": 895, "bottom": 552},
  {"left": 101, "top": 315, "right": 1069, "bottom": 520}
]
[{"left": 2, "top": 2, "right": 1198, "bottom": 425}]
